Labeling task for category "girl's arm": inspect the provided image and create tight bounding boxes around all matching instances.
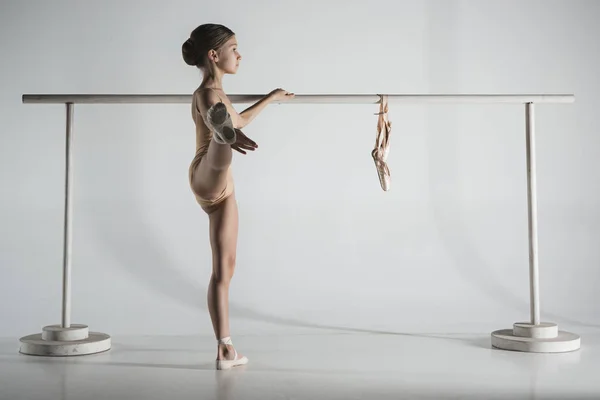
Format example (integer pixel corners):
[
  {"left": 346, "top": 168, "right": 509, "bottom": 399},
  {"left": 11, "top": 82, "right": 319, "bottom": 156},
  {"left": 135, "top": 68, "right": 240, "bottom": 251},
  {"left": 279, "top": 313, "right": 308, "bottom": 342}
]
[{"left": 237, "top": 88, "right": 294, "bottom": 128}]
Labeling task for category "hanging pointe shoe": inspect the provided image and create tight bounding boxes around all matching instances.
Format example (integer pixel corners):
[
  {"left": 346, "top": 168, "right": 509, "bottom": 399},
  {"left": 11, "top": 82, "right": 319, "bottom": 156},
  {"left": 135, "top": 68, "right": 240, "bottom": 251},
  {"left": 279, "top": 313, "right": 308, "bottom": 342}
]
[
  {"left": 372, "top": 95, "right": 392, "bottom": 191},
  {"left": 216, "top": 337, "right": 248, "bottom": 370},
  {"left": 207, "top": 102, "right": 237, "bottom": 145},
  {"left": 372, "top": 148, "right": 391, "bottom": 191}
]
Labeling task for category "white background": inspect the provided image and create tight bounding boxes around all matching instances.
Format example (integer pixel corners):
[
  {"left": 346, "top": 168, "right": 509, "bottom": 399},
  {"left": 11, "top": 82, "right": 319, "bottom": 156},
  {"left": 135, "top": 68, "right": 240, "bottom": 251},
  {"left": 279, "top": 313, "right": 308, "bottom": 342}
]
[{"left": 1, "top": 0, "right": 598, "bottom": 339}]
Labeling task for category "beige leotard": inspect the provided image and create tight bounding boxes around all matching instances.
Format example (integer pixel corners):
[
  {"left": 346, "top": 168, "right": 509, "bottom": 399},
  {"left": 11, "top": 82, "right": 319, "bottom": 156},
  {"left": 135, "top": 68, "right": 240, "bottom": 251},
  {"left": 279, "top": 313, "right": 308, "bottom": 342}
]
[{"left": 188, "top": 88, "right": 235, "bottom": 211}]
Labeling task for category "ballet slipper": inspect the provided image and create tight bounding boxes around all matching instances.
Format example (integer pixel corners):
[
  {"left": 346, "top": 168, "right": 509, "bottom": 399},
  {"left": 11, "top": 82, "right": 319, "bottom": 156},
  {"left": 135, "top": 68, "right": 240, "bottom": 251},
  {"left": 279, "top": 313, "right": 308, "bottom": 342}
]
[
  {"left": 372, "top": 148, "right": 391, "bottom": 191},
  {"left": 372, "top": 95, "right": 392, "bottom": 191},
  {"left": 207, "top": 102, "right": 237, "bottom": 145},
  {"left": 216, "top": 337, "right": 248, "bottom": 370}
]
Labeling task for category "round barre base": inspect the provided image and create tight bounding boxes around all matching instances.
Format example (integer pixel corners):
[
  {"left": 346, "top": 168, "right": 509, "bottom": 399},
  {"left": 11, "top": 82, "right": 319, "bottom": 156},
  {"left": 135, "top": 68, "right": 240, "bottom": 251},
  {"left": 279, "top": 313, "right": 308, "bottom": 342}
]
[
  {"left": 491, "top": 323, "right": 580, "bottom": 353},
  {"left": 19, "top": 324, "right": 111, "bottom": 356}
]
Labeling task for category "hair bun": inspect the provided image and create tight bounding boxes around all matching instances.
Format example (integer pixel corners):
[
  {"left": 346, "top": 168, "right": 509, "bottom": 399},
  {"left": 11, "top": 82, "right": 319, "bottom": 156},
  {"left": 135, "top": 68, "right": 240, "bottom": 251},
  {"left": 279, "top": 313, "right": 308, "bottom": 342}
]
[
  {"left": 182, "top": 24, "right": 235, "bottom": 69},
  {"left": 182, "top": 38, "right": 199, "bottom": 66}
]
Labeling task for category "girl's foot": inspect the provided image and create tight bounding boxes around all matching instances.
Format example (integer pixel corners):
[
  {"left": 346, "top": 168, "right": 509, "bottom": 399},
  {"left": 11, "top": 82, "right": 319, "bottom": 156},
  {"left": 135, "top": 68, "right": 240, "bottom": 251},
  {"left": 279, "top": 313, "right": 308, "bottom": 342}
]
[{"left": 216, "top": 336, "right": 248, "bottom": 370}]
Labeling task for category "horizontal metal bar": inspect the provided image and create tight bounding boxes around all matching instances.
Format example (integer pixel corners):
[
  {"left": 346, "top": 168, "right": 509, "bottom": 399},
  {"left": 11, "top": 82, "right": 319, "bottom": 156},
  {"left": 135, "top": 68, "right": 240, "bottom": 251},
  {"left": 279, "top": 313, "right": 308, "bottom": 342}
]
[{"left": 22, "top": 94, "right": 575, "bottom": 104}]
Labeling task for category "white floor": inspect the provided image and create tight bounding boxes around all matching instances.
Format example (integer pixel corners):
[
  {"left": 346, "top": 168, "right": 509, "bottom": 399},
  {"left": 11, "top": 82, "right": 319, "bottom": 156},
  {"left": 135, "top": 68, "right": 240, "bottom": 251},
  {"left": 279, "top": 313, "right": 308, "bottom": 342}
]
[{"left": 1, "top": 331, "right": 599, "bottom": 400}]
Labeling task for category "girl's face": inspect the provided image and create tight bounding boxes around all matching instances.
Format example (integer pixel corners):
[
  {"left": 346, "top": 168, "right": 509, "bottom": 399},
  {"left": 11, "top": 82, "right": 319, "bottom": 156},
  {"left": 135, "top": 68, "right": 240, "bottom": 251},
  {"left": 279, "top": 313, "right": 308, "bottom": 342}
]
[{"left": 214, "top": 36, "right": 242, "bottom": 74}]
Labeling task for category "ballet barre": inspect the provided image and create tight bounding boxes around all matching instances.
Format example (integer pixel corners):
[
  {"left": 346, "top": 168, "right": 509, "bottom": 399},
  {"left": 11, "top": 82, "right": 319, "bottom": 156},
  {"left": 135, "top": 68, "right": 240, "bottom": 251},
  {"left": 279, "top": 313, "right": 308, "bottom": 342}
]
[
  {"left": 22, "top": 93, "right": 574, "bottom": 104},
  {"left": 18, "top": 93, "right": 580, "bottom": 356}
]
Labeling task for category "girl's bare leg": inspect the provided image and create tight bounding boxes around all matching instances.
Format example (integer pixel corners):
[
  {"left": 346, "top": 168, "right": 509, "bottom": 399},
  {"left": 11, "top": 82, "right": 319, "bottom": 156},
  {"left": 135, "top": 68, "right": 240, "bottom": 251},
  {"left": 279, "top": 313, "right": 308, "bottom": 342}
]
[
  {"left": 206, "top": 192, "right": 246, "bottom": 364},
  {"left": 190, "top": 134, "right": 246, "bottom": 367}
]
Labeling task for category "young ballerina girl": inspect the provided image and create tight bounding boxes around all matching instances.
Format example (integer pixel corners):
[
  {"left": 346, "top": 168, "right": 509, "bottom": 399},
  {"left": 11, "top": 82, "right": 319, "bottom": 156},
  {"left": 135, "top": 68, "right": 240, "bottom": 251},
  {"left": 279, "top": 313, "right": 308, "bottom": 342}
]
[{"left": 182, "top": 23, "right": 294, "bottom": 370}]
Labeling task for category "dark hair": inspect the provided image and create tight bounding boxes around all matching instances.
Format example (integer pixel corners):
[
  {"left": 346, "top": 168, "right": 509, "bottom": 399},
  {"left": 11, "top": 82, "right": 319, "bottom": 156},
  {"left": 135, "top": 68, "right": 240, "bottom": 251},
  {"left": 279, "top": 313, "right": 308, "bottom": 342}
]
[{"left": 182, "top": 24, "right": 235, "bottom": 68}]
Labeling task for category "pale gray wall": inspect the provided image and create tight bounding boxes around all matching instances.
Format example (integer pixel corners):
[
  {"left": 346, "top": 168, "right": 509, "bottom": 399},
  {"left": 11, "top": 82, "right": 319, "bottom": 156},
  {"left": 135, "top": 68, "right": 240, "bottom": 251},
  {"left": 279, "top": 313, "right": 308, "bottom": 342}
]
[{"left": 1, "top": 0, "right": 598, "bottom": 339}]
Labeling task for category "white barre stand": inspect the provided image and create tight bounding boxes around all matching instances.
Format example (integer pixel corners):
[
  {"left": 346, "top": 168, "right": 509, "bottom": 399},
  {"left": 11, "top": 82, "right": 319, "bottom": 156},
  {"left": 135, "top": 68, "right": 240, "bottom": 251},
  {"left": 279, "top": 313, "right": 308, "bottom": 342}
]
[
  {"left": 19, "top": 93, "right": 580, "bottom": 355},
  {"left": 490, "top": 102, "right": 579, "bottom": 352},
  {"left": 19, "top": 103, "right": 111, "bottom": 356}
]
